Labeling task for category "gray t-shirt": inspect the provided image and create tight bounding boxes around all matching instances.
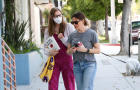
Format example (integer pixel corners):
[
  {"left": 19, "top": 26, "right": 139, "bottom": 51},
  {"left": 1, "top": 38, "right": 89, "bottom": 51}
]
[{"left": 67, "top": 28, "right": 99, "bottom": 62}]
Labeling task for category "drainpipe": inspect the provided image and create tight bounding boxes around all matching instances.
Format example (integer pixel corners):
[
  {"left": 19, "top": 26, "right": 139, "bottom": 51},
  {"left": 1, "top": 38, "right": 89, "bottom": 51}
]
[
  {"left": 138, "top": 35, "right": 140, "bottom": 62},
  {"left": 0, "top": 0, "right": 4, "bottom": 89},
  {"left": 128, "top": 6, "right": 132, "bottom": 57}
]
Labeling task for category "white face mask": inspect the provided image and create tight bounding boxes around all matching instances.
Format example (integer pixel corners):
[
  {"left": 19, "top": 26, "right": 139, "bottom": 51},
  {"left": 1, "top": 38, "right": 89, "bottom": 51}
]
[{"left": 53, "top": 16, "right": 62, "bottom": 24}]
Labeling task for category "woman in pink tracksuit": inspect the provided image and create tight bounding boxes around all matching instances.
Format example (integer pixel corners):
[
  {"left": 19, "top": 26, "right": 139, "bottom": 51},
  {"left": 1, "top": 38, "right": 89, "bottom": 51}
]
[{"left": 44, "top": 7, "right": 75, "bottom": 90}]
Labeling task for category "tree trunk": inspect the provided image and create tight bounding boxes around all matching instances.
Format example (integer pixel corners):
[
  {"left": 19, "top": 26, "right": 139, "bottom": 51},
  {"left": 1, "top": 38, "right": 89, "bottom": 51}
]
[
  {"left": 96, "top": 20, "right": 104, "bottom": 36},
  {"left": 90, "top": 20, "right": 97, "bottom": 32},
  {"left": 119, "top": 0, "right": 132, "bottom": 55},
  {"left": 54, "top": 0, "right": 58, "bottom": 7},
  {"left": 105, "top": 7, "right": 109, "bottom": 40}
]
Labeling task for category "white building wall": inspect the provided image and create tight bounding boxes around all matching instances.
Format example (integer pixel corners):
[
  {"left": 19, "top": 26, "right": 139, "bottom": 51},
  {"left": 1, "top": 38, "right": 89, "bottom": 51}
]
[
  {"left": 15, "top": 0, "right": 29, "bottom": 21},
  {"left": 34, "top": 5, "right": 41, "bottom": 46},
  {"left": 15, "top": 0, "right": 41, "bottom": 46},
  {"left": 15, "top": 0, "right": 30, "bottom": 40},
  {"left": 30, "top": 0, "right": 41, "bottom": 46}
]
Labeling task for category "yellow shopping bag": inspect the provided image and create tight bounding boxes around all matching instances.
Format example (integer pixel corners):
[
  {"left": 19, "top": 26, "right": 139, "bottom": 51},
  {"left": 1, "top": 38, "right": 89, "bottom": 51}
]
[{"left": 40, "top": 56, "right": 55, "bottom": 82}]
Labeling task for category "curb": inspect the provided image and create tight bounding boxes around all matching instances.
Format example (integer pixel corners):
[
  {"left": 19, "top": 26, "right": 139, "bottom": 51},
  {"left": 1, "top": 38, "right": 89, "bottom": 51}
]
[{"left": 103, "top": 44, "right": 120, "bottom": 46}]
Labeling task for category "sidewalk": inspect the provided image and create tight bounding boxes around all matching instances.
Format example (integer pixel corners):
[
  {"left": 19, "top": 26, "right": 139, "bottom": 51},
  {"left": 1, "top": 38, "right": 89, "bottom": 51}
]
[
  {"left": 17, "top": 44, "right": 140, "bottom": 90},
  {"left": 95, "top": 44, "right": 139, "bottom": 90}
]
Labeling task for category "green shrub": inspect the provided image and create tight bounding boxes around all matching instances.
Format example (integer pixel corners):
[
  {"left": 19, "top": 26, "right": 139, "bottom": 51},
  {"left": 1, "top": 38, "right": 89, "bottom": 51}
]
[
  {"left": 2, "top": 0, "right": 40, "bottom": 54},
  {"left": 3, "top": 20, "right": 39, "bottom": 54}
]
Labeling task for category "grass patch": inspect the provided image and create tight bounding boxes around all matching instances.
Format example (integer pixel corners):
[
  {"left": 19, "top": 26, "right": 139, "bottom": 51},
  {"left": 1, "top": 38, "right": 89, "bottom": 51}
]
[{"left": 99, "top": 35, "right": 109, "bottom": 43}]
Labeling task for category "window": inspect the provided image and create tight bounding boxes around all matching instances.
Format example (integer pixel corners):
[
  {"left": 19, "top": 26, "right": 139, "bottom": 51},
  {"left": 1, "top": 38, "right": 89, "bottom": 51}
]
[{"left": 132, "top": 21, "right": 140, "bottom": 29}]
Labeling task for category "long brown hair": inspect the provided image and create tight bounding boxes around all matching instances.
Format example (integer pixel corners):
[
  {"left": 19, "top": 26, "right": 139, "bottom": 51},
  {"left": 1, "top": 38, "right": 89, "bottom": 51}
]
[{"left": 48, "top": 7, "right": 66, "bottom": 36}]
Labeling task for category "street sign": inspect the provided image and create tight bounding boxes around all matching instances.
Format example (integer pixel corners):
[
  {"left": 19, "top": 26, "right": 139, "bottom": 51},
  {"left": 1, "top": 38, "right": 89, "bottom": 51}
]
[
  {"left": 34, "top": 0, "right": 49, "bottom": 4},
  {"left": 118, "top": 0, "right": 123, "bottom": 3}
]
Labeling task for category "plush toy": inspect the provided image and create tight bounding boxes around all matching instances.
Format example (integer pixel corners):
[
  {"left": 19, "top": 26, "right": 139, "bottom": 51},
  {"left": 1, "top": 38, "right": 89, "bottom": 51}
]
[{"left": 40, "top": 56, "right": 55, "bottom": 82}]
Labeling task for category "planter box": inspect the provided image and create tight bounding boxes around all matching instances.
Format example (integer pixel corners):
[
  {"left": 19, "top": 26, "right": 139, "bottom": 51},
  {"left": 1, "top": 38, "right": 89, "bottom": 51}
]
[{"left": 15, "top": 49, "right": 44, "bottom": 85}]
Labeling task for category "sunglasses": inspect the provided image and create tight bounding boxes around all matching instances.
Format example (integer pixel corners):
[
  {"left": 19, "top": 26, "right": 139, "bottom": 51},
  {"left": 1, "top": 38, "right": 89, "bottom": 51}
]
[{"left": 71, "top": 21, "right": 80, "bottom": 25}]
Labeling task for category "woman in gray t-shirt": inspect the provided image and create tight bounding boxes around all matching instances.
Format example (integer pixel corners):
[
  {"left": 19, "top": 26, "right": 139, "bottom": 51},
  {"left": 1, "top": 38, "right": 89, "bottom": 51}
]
[{"left": 67, "top": 12, "right": 100, "bottom": 90}]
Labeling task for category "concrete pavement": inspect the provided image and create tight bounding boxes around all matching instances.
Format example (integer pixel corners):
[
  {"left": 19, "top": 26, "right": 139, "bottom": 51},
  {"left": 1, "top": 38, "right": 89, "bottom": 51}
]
[{"left": 17, "top": 44, "right": 140, "bottom": 90}]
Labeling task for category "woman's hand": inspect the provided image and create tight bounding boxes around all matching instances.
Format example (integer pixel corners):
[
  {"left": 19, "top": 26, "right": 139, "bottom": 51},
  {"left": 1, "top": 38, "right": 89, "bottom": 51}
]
[
  {"left": 76, "top": 44, "right": 87, "bottom": 52},
  {"left": 49, "top": 50, "right": 59, "bottom": 56},
  {"left": 58, "top": 33, "right": 64, "bottom": 39},
  {"left": 67, "top": 47, "right": 77, "bottom": 54}
]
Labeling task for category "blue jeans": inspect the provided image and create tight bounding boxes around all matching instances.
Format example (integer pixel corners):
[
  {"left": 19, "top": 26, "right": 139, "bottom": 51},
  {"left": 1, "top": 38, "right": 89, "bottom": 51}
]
[{"left": 73, "top": 60, "right": 97, "bottom": 90}]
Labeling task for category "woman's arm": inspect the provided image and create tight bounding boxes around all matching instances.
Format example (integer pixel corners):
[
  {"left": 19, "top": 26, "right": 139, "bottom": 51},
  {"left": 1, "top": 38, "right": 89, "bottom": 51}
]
[
  {"left": 89, "top": 30, "right": 100, "bottom": 54},
  {"left": 76, "top": 42, "right": 100, "bottom": 54},
  {"left": 59, "top": 23, "right": 75, "bottom": 46},
  {"left": 89, "top": 43, "right": 100, "bottom": 54}
]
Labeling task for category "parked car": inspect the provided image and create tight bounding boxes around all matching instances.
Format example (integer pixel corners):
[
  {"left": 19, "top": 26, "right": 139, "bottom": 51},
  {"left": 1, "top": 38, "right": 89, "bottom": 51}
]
[{"left": 131, "top": 21, "right": 140, "bottom": 44}]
